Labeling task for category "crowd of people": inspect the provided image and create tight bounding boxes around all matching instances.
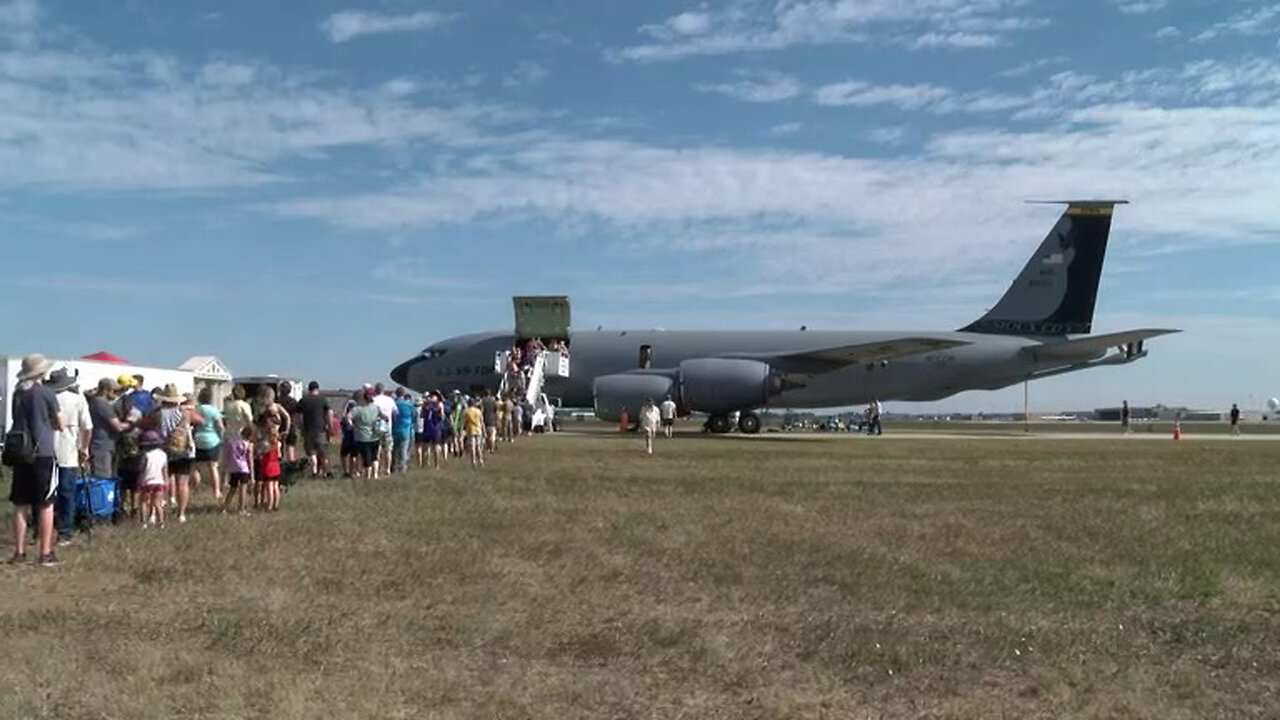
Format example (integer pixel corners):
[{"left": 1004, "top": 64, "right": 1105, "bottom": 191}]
[{"left": 2, "top": 354, "right": 562, "bottom": 567}]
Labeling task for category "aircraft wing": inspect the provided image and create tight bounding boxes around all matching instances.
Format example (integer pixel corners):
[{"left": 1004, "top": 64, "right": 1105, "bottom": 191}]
[
  {"left": 725, "top": 337, "right": 971, "bottom": 371},
  {"left": 1023, "top": 328, "right": 1180, "bottom": 360}
]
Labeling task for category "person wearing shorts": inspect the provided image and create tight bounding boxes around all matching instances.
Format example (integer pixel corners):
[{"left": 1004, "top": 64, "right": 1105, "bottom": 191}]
[
  {"left": 8, "top": 355, "right": 63, "bottom": 567},
  {"left": 219, "top": 425, "right": 255, "bottom": 516},
  {"left": 462, "top": 399, "right": 485, "bottom": 468},
  {"left": 349, "top": 389, "right": 383, "bottom": 479},
  {"left": 138, "top": 431, "right": 169, "bottom": 528},
  {"left": 298, "top": 381, "right": 334, "bottom": 478},
  {"left": 660, "top": 395, "right": 677, "bottom": 438}
]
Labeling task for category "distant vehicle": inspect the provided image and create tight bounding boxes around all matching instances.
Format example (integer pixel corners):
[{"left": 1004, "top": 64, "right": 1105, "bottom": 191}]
[
  {"left": 1269, "top": 398, "right": 1279, "bottom": 412},
  {"left": 392, "top": 202, "right": 1178, "bottom": 434}
]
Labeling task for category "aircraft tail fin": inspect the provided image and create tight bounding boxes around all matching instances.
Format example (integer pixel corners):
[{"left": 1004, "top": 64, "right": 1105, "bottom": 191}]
[{"left": 961, "top": 201, "right": 1124, "bottom": 336}]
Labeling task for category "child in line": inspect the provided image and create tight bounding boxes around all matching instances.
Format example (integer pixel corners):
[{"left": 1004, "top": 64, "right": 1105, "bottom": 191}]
[
  {"left": 256, "top": 421, "right": 283, "bottom": 511},
  {"left": 139, "top": 431, "right": 169, "bottom": 528},
  {"left": 219, "top": 425, "right": 254, "bottom": 516}
]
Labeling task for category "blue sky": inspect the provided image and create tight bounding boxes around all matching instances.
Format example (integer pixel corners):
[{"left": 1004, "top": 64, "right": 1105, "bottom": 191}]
[{"left": 2, "top": 0, "right": 1279, "bottom": 412}]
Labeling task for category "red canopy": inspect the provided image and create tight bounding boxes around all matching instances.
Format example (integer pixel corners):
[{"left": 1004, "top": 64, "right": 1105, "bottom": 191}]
[{"left": 82, "top": 351, "right": 128, "bottom": 364}]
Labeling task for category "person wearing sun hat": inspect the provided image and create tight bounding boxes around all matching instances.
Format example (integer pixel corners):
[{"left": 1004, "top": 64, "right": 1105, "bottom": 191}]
[
  {"left": 7, "top": 354, "right": 64, "bottom": 567},
  {"left": 153, "top": 383, "right": 202, "bottom": 523},
  {"left": 48, "top": 367, "right": 91, "bottom": 546}
]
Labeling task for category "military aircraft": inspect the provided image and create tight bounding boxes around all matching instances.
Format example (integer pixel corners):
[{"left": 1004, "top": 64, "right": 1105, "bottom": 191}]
[{"left": 391, "top": 201, "right": 1178, "bottom": 434}]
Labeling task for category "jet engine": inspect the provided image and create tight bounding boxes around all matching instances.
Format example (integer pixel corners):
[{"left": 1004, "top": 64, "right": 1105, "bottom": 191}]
[
  {"left": 678, "top": 358, "right": 784, "bottom": 414},
  {"left": 593, "top": 374, "right": 676, "bottom": 423}
]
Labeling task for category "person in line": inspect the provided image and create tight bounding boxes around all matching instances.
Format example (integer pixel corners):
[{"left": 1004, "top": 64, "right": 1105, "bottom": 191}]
[
  {"left": 193, "top": 387, "right": 225, "bottom": 504},
  {"left": 349, "top": 388, "right": 383, "bottom": 479},
  {"left": 7, "top": 355, "right": 64, "bottom": 566},
  {"left": 218, "top": 425, "right": 255, "bottom": 516},
  {"left": 256, "top": 386, "right": 291, "bottom": 457},
  {"left": 510, "top": 398, "right": 524, "bottom": 442},
  {"left": 115, "top": 391, "right": 144, "bottom": 520},
  {"left": 481, "top": 390, "right": 499, "bottom": 453},
  {"left": 340, "top": 391, "right": 360, "bottom": 477},
  {"left": 449, "top": 391, "right": 466, "bottom": 457},
  {"left": 391, "top": 388, "right": 416, "bottom": 474},
  {"left": 222, "top": 384, "right": 255, "bottom": 492},
  {"left": 1121, "top": 400, "right": 1131, "bottom": 434},
  {"left": 129, "top": 375, "right": 153, "bottom": 415},
  {"left": 639, "top": 398, "right": 661, "bottom": 455},
  {"left": 87, "top": 377, "right": 129, "bottom": 479},
  {"left": 462, "top": 398, "right": 485, "bottom": 468},
  {"left": 496, "top": 392, "right": 511, "bottom": 445},
  {"left": 256, "top": 423, "right": 283, "bottom": 511},
  {"left": 138, "top": 430, "right": 169, "bottom": 528},
  {"left": 372, "top": 383, "right": 396, "bottom": 469},
  {"left": 421, "top": 392, "right": 448, "bottom": 468},
  {"left": 298, "top": 381, "right": 334, "bottom": 478},
  {"left": 49, "top": 369, "right": 91, "bottom": 546},
  {"left": 413, "top": 396, "right": 429, "bottom": 468},
  {"left": 154, "top": 384, "right": 202, "bottom": 524},
  {"left": 1230, "top": 403, "right": 1241, "bottom": 436},
  {"left": 659, "top": 395, "right": 678, "bottom": 439},
  {"left": 868, "top": 398, "right": 883, "bottom": 436},
  {"left": 277, "top": 381, "right": 301, "bottom": 463}
]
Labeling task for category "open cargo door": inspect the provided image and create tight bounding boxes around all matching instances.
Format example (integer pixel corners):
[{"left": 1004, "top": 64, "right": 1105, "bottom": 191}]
[{"left": 513, "top": 295, "right": 571, "bottom": 341}]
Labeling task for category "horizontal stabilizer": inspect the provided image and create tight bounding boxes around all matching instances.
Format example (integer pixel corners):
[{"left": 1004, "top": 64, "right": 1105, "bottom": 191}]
[
  {"left": 1022, "top": 328, "right": 1179, "bottom": 360},
  {"left": 728, "top": 337, "right": 970, "bottom": 368}
]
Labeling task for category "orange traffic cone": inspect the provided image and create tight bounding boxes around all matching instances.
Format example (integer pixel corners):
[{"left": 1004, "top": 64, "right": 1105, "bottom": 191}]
[{"left": 1172, "top": 421, "right": 1182, "bottom": 441}]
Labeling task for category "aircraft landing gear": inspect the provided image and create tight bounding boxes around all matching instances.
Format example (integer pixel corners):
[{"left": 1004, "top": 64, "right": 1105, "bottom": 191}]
[
  {"left": 706, "top": 414, "right": 733, "bottom": 434},
  {"left": 737, "top": 411, "right": 762, "bottom": 435}
]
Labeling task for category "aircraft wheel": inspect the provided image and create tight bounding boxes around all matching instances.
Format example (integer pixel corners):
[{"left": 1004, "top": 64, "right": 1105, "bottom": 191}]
[
  {"left": 737, "top": 411, "right": 762, "bottom": 435},
  {"left": 707, "top": 414, "right": 733, "bottom": 434}
]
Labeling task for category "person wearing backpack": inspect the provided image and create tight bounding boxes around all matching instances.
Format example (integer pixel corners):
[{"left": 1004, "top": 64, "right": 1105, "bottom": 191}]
[
  {"left": 5, "top": 355, "right": 64, "bottom": 567},
  {"left": 153, "top": 385, "right": 201, "bottom": 524}
]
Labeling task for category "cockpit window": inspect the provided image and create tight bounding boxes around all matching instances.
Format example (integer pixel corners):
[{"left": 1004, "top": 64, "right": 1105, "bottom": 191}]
[{"left": 420, "top": 348, "right": 448, "bottom": 359}]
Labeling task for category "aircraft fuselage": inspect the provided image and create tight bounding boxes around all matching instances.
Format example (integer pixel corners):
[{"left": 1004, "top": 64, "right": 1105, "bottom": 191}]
[{"left": 391, "top": 328, "right": 1111, "bottom": 409}]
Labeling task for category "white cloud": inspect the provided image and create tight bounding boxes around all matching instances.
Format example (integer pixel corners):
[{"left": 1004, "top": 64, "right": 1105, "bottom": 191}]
[
  {"left": 696, "top": 71, "right": 803, "bottom": 102},
  {"left": 0, "top": 46, "right": 520, "bottom": 191},
  {"left": 814, "top": 80, "right": 952, "bottom": 109},
  {"left": 1194, "top": 3, "right": 1280, "bottom": 42},
  {"left": 812, "top": 79, "right": 1027, "bottom": 113},
  {"left": 910, "top": 31, "right": 1000, "bottom": 49},
  {"left": 668, "top": 11, "right": 713, "bottom": 36},
  {"left": 612, "top": 0, "right": 1038, "bottom": 61},
  {"left": 768, "top": 121, "right": 805, "bottom": 136},
  {"left": 1115, "top": 0, "right": 1167, "bottom": 15},
  {"left": 321, "top": 10, "right": 456, "bottom": 43},
  {"left": 1154, "top": 26, "right": 1181, "bottom": 40}
]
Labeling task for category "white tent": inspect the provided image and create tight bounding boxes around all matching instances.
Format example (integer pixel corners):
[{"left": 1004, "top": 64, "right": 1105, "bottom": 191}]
[{"left": 1, "top": 354, "right": 195, "bottom": 431}]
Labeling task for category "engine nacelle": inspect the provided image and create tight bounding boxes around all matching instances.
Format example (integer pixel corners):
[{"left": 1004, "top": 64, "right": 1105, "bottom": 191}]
[
  {"left": 679, "top": 358, "right": 781, "bottom": 414},
  {"left": 593, "top": 373, "right": 676, "bottom": 423}
]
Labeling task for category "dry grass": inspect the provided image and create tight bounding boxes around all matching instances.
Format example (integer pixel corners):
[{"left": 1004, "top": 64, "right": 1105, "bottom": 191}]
[{"left": 3, "top": 428, "right": 1280, "bottom": 718}]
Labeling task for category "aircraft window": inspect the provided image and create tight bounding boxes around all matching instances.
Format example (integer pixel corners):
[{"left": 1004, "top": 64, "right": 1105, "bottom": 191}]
[{"left": 420, "top": 349, "right": 448, "bottom": 359}]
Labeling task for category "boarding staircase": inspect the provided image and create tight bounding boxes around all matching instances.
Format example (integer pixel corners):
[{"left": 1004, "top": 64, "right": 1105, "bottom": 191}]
[{"left": 494, "top": 295, "right": 572, "bottom": 413}]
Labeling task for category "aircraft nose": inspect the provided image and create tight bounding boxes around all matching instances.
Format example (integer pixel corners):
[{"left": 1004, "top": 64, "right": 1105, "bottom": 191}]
[{"left": 389, "top": 357, "right": 417, "bottom": 387}]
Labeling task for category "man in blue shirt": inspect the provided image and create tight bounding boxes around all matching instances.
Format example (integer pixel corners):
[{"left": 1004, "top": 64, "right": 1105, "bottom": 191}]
[
  {"left": 391, "top": 388, "right": 416, "bottom": 474},
  {"left": 7, "top": 355, "right": 64, "bottom": 567}
]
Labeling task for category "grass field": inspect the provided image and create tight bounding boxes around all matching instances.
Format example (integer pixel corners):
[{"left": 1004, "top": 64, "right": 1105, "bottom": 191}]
[{"left": 3, "top": 428, "right": 1280, "bottom": 719}]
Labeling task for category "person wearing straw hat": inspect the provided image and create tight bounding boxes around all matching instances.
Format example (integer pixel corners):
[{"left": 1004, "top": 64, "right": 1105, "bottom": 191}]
[
  {"left": 7, "top": 354, "right": 64, "bottom": 567},
  {"left": 49, "top": 368, "right": 91, "bottom": 546},
  {"left": 153, "top": 383, "right": 201, "bottom": 523}
]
